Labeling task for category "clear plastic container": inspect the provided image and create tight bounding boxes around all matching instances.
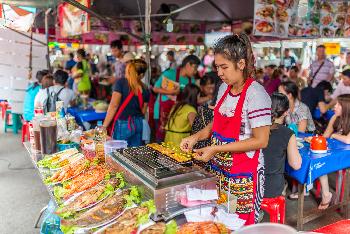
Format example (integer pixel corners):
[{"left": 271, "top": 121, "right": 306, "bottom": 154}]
[
  {"left": 104, "top": 140, "right": 128, "bottom": 156},
  {"left": 232, "top": 223, "right": 297, "bottom": 234}
]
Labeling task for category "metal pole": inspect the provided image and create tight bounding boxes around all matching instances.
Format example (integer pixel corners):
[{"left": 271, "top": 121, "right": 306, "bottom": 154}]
[
  {"left": 145, "top": 0, "right": 151, "bottom": 87},
  {"left": 45, "top": 8, "right": 51, "bottom": 72}
]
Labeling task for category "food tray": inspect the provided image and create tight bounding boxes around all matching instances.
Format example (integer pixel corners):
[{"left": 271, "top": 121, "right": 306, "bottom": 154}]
[
  {"left": 49, "top": 166, "right": 87, "bottom": 186},
  {"left": 63, "top": 188, "right": 122, "bottom": 212},
  {"left": 50, "top": 153, "right": 84, "bottom": 171}
]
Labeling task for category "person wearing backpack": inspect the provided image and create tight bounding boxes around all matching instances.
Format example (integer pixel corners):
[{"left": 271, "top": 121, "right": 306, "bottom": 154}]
[
  {"left": 35, "top": 70, "right": 75, "bottom": 113},
  {"left": 103, "top": 59, "right": 149, "bottom": 147}
]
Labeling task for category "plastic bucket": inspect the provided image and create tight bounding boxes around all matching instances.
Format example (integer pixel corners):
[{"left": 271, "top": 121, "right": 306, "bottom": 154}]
[
  {"left": 232, "top": 223, "right": 297, "bottom": 234},
  {"left": 104, "top": 140, "right": 128, "bottom": 155},
  {"left": 57, "top": 142, "right": 80, "bottom": 152}
]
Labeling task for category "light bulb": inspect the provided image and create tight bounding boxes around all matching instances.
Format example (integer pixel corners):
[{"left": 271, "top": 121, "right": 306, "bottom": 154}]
[{"left": 166, "top": 18, "right": 173, "bottom": 32}]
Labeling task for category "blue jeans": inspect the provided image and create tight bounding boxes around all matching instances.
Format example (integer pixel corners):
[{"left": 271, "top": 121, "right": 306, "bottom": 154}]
[{"left": 112, "top": 116, "right": 143, "bottom": 147}]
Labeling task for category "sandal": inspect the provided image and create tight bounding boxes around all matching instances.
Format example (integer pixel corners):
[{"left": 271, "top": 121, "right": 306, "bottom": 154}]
[
  {"left": 318, "top": 192, "right": 334, "bottom": 210},
  {"left": 287, "top": 192, "right": 310, "bottom": 200}
]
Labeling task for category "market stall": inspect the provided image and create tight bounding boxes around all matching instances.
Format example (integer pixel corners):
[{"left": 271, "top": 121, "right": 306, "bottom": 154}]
[{"left": 23, "top": 104, "right": 251, "bottom": 234}]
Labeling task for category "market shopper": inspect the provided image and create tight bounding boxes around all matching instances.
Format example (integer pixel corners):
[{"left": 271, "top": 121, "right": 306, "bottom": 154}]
[
  {"left": 263, "top": 93, "right": 302, "bottom": 198},
  {"left": 109, "top": 39, "right": 125, "bottom": 85},
  {"left": 282, "top": 48, "right": 296, "bottom": 71},
  {"left": 289, "top": 66, "right": 306, "bottom": 90},
  {"left": 317, "top": 94, "right": 350, "bottom": 209},
  {"left": 72, "top": 49, "right": 92, "bottom": 95},
  {"left": 180, "top": 34, "right": 271, "bottom": 225},
  {"left": 326, "top": 69, "right": 350, "bottom": 109},
  {"left": 309, "top": 45, "right": 335, "bottom": 88},
  {"left": 166, "top": 50, "right": 177, "bottom": 70},
  {"left": 164, "top": 84, "right": 199, "bottom": 145},
  {"left": 278, "top": 81, "right": 315, "bottom": 133},
  {"left": 23, "top": 70, "right": 49, "bottom": 121},
  {"left": 197, "top": 74, "right": 216, "bottom": 105},
  {"left": 103, "top": 59, "right": 149, "bottom": 147},
  {"left": 153, "top": 55, "right": 200, "bottom": 142},
  {"left": 264, "top": 68, "right": 282, "bottom": 96},
  {"left": 35, "top": 70, "right": 75, "bottom": 111}
]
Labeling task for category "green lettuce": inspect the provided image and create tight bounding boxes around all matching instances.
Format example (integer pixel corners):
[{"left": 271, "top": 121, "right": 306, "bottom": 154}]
[
  {"left": 97, "top": 183, "right": 115, "bottom": 201},
  {"left": 137, "top": 200, "right": 157, "bottom": 225},
  {"left": 60, "top": 225, "right": 79, "bottom": 234},
  {"left": 115, "top": 173, "right": 126, "bottom": 189},
  {"left": 165, "top": 220, "right": 178, "bottom": 234},
  {"left": 104, "top": 172, "right": 111, "bottom": 180},
  {"left": 53, "top": 186, "right": 66, "bottom": 204},
  {"left": 57, "top": 210, "right": 75, "bottom": 219},
  {"left": 124, "top": 186, "right": 141, "bottom": 207},
  {"left": 44, "top": 177, "right": 52, "bottom": 185}
]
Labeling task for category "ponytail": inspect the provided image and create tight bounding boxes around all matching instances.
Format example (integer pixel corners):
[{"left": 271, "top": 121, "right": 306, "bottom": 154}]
[{"left": 125, "top": 59, "right": 148, "bottom": 94}]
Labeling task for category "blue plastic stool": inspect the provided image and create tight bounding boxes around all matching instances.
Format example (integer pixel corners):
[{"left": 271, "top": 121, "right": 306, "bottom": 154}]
[{"left": 4, "top": 110, "right": 21, "bottom": 134}]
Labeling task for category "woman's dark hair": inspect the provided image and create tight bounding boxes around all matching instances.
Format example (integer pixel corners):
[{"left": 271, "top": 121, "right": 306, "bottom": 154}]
[
  {"left": 271, "top": 93, "right": 289, "bottom": 124},
  {"left": 77, "top": 49, "right": 86, "bottom": 59},
  {"left": 168, "top": 84, "right": 200, "bottom": 126},
  {"left": 76, "top": 62, "right": 83, "bottom": 70},
  {"left": 316, "top": 80, "right": 333, "bottom": 93},
  {"left": 280, "top": 81, "right": 299, "bottom": 100},
  {"left": 213, "top": 33, "right": 255, "bottom": 78},
  {"left": 32, "top": 69, "right": 50, "bottom": 89},
  {"left": 180, "top": 55, "right": 201, "bottom": 68},
  {"left": 271, "top": 68, "right": 283, "bottom": 80},
  {"left": 200, "top": 74, "right": 216, "bottom": 86},
  {"left": 110, "top": 39, "right": 123, "bottom": 50},
  {"left": 41, "top": 75, "right": 54, "bottom": 89},
  {"left": 334, "top": 94, "right": 350, "bottom": 135},
  {"left": 290, "top": 66, "right": 299, "bottom": 73}
]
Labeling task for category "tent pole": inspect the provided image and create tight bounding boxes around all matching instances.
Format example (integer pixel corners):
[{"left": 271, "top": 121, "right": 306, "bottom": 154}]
[
  {"left": 45, "top": 8, "right": 52, "bottom": 72},
  {"left": 145, "top": 0, "right": 151, "bottom": 87}
]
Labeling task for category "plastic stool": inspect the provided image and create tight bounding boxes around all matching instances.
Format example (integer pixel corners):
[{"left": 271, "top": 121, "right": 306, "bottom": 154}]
[
  {"left": 22, "top": 120, "right": 30, "bottom": 143},
  {"left": 4, "top": 110, "right": 21, "bottom": 134},
  {"left": 0, "top": 101, "right": 8, "bottom": 120},
  {"left": 313, "top": 219, "right": 350, "bottom": 233},
  {"left": 261, "top": 196, "right": 286, "bottom": 224}
]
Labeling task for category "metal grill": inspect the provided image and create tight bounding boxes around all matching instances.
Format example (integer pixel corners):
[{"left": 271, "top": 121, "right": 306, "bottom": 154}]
[{"left": 122, "top": 146, "right": 193, "bottom": 179}]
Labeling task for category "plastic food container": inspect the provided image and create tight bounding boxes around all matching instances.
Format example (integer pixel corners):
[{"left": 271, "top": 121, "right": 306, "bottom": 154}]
[
  {"left": 57, "top": 142, "right": 80, "bottom": 152},
  {"left": 104, "top": 140, "right": 128, "bottom": 155}
]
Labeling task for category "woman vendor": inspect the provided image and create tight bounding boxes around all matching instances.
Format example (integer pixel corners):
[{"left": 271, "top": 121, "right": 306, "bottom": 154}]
[{"left": 180, "top": 34, "right": 271, "bottom": 225}]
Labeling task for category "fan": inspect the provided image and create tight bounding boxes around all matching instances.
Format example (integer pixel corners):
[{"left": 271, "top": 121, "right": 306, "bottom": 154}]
[{"left": 156, "top": 3, "right": 180, "bottom": 23}]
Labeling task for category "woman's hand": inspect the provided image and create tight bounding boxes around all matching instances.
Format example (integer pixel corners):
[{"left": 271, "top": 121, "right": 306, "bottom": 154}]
[
  {"left": 193, "top": 146, "right": 217, "bottom": 162},
  {"left": 180, "top": 135, "right": 199, "bottom": 152}
]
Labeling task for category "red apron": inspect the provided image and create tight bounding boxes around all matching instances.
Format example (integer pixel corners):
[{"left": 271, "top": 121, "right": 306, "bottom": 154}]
[{"left": 209, "top": 78, "right": 263, "bottom": 225}]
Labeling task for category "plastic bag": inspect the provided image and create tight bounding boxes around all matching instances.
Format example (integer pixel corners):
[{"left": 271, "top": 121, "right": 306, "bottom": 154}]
[
  {"left": 40, "top": 200, "right": 63, "bottom": 234},
  {"left": 57, "top": 118, "right": 69, "bottom": 141},
  {"left": 142, "top": 119, "right": 151, "bottom": 144}
]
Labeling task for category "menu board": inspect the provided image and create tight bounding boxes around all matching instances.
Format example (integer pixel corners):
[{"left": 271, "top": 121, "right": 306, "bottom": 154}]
[
  {"left": 254, "top": 0, "right": 350, "bottom": 38},
  {"left": 253, "top": 0, "right": 298, "bottom": 38}
]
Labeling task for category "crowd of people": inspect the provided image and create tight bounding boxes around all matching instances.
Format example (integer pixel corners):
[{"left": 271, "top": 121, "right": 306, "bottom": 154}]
[{"left": 21, "top": 35, "right": 350, "bottom": 225}]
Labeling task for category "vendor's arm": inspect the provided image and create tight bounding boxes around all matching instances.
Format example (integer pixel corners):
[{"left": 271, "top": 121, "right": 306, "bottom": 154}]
[
  {"left": 287, "top": 134, "right": 302, "bottom": 170},
  {"left": 194, "top": 126, "right": 270, "bottom": 162},
  {"left": 103, "top": 91, "right": 121, "bottom": 128},
  {"left": 180, "top": 122, "right": 213, "bottom": 152}
]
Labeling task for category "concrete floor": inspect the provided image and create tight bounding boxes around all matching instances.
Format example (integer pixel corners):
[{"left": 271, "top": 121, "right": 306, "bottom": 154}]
[{"left": 0, "top": 120, "right": 345, "bottom": 234}]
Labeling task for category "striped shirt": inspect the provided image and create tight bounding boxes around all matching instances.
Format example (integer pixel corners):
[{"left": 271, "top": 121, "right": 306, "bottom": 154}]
[
  {"left": 310, "top": 59, "right": 335, "bottom": 88},
  {"left": 216, "top": 81, "right": 272, "bottom": 158}
]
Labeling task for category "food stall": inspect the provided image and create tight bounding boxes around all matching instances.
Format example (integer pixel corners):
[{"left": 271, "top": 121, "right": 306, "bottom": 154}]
[{"left": 24, "top": 104, "right": 247, "bottom": 234}]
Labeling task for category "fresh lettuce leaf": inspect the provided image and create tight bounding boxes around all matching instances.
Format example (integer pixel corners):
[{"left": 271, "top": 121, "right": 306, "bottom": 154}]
[
  {"left": 165, "top": 220, "right": 178, "bottom": 234},
  {"left": 104, "top": 172, "right": 111, "bottom": 180},
  {"left": 53, "top": 186, "right": 66, "bottom": 203},
  {"left": 60, "top": 225, "right": 79, "bottom": 234},
  {"left": 124, "top": 186, "right": 141, "bottom": 207},
  {"left": 44, "top": 177, "right": 52, "bottom": 185},
  {"left": 97, "top": 183, "right": 115, "bottom": 201},
  {"left": 137, "top": 200, "right": 157, "bottom": 225},
  {"left": 57, "top": 210, "right": 75, "bottom": 219},
  {"left": 115, "top": 173, "right": 126, "bottom": 189}
]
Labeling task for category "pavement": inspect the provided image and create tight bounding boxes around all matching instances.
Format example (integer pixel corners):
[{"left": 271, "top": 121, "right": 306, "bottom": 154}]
[{"left": 0, "top": 119, "right": 345, "bottom": 234}]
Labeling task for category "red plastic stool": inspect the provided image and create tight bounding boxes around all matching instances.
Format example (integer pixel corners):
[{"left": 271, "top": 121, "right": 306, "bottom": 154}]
[
  {"left": 313, "top": 219, "right": 350, "bottom": 233},
  {"left": 0, "top": 101, "right": 8, "bottom": 120},
  {"left": 21, "top": 120, "right": 30, "bottom": 143},
  {"left": 261, "top": 196, "right": 286, "bottom": 224}
]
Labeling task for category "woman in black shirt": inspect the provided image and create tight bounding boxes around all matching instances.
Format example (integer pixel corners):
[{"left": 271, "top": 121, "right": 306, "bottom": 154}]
[{"left": 263, "top": 93, "right": 302, "bottom": 198}]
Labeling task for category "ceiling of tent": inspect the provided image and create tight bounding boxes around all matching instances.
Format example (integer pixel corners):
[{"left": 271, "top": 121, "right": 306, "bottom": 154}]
[
  {"left": 91, "top": 0, "right": 254, "bottom": 22},
  {"left": 0, "top": 0, "right": 254, "bottom": 23}
]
